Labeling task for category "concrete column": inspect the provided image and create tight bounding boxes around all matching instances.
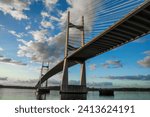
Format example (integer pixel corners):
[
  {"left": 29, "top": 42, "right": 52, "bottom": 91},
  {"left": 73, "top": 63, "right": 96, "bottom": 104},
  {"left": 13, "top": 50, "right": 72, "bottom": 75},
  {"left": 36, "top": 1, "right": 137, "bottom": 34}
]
[
  {"left": 80, "top": 62, "right": 86, "bottom": 87},
  {"left": 80, "top": 16, "right": 86, "bottom": 88},
  {"left": 61, "top": 59, "right": 68, "bottom": 92},
  {"left": 61, "top": 11, "right": 70, "bottom": 92},
  {"left": 81, "top": 16, "right": 85, "bottom": 47},
  {"left": 64, "top": 11, "right": 70, "bottom": 58}
]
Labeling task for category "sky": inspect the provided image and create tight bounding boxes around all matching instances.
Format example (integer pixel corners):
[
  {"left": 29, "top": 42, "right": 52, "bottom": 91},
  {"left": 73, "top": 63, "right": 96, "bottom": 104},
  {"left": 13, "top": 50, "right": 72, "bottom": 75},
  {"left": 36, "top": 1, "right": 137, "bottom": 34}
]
[{"left": 0, "top": 0, "right": 150, "bottom": 88}]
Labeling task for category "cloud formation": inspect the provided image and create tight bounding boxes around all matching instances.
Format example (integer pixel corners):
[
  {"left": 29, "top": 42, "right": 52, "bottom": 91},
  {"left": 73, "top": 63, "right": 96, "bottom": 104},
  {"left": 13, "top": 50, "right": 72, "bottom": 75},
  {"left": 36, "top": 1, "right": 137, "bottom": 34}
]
[
  {"left": 17, "top": 30, "right": 65, "bottom": 63},
  {"left": 0, "top": 55, "right": 26, "bottom": 66},
  {"left": 0, "top": 47, "right": 4, "bottom": 51},
  {"left": 138, "top": 56, "right": 150, "bottom": 68},
  {"left": 41, "top": 21, "right": 53, "bottom": 28},
  {"left": 138, "top": 50, "right": 150, "bottom": 68},
  {"left": 30, "top": 29, "right": 48, "bottom": 42},
  {"left": 25, "top": 25, "right": 31, "bottom": 30},
  {"left": 144, "top": 50, "right": 150, "bottom": 55},
  {"left": 0, "top": 77, "right": 8, "bottom": 81},
  {"left": 44, "top": 0, "right": 58, "bottom": 9},
  {"left": 8, "top": 30, "right": 25, "bottom": 38},
  {"left": 101, "top": 60, "right": 123, "bottom": 68},
  {"left": 41, "top": 11, "right": 50, "bottom": 18},
  {"left": 60, "top": 0, "right": 94, "bottom": 31},
  {"left": 106, "top": 75, "right": 150, "bottom": 81},
  {"left": 0, "top": 0, "right": 30, "bottom": 20},
  {"left": 89, "top": 64, "right": 96, "bottom": 70},
  {"left": 40, "top": 11, "right": 54, "bottom": 29},
  {"left": 50, "top": 16, "right": 60, "bottom": 22},
  {"left": 17, "top": 0, "right": 95, "bottom": 64}
]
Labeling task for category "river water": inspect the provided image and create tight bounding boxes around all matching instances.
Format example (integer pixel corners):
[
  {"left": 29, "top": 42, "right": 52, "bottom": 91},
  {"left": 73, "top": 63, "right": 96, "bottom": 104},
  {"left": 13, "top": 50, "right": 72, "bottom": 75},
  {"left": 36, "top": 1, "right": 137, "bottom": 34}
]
[{"left": 0, "top": 88, "right": 150, "bottom": 100}]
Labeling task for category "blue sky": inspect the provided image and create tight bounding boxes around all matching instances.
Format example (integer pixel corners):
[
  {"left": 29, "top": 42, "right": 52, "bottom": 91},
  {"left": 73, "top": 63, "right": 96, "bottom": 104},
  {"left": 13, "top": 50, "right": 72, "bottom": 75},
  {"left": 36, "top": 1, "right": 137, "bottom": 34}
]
[{"left": 0, "top": 0, "right": 150, "bottom": 87}]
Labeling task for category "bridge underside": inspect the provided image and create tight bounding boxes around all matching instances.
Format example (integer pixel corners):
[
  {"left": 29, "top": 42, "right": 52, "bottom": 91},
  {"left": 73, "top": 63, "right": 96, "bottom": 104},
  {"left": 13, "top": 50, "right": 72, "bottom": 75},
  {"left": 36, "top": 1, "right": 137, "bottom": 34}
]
[{"left": 36, "top": 1, "right": 150, "bottom": 88}]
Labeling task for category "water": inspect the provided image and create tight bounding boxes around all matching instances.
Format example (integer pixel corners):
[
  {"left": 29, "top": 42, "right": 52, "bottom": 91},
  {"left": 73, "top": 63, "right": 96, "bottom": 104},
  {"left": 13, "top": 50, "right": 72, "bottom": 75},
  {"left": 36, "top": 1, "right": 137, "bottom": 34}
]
[{"left": 0, "top": 88, "right": 150, "bottom": 100}]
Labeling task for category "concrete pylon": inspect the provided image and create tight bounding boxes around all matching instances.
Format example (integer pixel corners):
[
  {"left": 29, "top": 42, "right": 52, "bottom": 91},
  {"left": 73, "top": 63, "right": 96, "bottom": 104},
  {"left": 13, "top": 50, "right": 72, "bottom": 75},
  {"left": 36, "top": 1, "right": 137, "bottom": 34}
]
[
  {"left": 61, "top": 12, "right": 87, "bottom": 94},
  {"left": 61, "top": 59, "right": 68, "bottom": 92},
  {"left": 80, "top": 16, "right": 86, "bottom": 88},
  {"left": 61, "top": 11, "right": 70, "bottom": 92},
  {"left": 80, "top": 61, "right": 86, "bottom": 87}
]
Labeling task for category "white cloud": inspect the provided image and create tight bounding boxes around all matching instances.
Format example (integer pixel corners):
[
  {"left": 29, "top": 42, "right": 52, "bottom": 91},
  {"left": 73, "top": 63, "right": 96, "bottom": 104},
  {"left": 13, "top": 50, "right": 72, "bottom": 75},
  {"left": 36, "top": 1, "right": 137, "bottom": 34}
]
[
  {"left": 106, "top": 75, "right": 150, "bottom": 81},
  {"left": 144, "top": 50, "right": 150, "bottom": 55},
  {"left": 41, "top": 11, "right": 50, "bottom": 17},
  {"left": 44, "top": 0, "right": 58, "bottom": 9},
  {"left": 41, "top": 21, "right": 53, "bottom": 28},
  {"left": 17, "top": 30, "right": 65, "bottom": 63},
  {"left": 138, "top": 56, "right": 150, "bottom": 68},
  {"left": 9, "top": 30, "right": 21, "bottom": 38},
  {"left": 30, "top": 29, "right": 48, "bottom": 42},
  {"left": 0, "top": 47, "right": 4, "bottom": 51},
  {"left": 66, "top": 0, "right": 72, "bottom": 5},
  {"left": 59, "top": 0, "right": 95, "bottom": 34},
  {"left": 137, "top": 56, "right": 150, "bottom": 68},
  {"left": 17, "top": 40, "right": 63, "bottom": 63},
  {"left": 89, "top": 64, "right": 96, "bottom": 70},
  {"left": 8, "top": 30, "right": 25, "bottom": 38},
  {"left": 0, "top": 24, "right": 5, "bottom": 30},
  {"left": 50, "top": 16, "right": 60, "bottom": 22},
  {"left": 0, "top": 0, "right": 30, "bottom": 20},
  {"left": 138, "top": 50, "right": 150, "bottom": 68},
  {"left": 40, "top": 11, "right": 54, "bottom": 29},
  {"left": 101, "top": 60, "right": 123, "bottom": 68},
  {"left": 25, "top": 25, "right": 31, "bottom": 30},
  {"left": 0, "top": 55, "right": 26, "bottom": 66}
]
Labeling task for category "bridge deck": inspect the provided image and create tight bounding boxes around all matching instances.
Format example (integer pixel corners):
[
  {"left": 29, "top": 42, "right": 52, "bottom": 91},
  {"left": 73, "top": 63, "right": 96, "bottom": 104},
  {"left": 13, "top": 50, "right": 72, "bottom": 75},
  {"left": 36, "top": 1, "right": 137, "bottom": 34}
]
[{"left": 36, "top": 1, "right": 150, "bottom": 87}]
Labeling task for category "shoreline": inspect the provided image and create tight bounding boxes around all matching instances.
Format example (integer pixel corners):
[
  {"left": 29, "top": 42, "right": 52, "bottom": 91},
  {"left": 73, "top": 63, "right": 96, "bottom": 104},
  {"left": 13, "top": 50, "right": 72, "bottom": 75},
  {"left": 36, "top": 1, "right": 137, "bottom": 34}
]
[
  {"left": 1, "top": 85, "right": 150, "bottom": 92},
  {"left": 0, "top": 85, "right": 35, "bottom": 89}
]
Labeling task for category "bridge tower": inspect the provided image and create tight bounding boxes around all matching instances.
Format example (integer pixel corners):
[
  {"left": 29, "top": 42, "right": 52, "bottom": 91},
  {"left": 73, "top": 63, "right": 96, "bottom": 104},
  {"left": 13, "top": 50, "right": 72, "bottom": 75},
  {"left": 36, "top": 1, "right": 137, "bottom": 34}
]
[
  {"left": 40, "top": 61, "right": 49, "bottom": 87},
  {"left": 36, "top": 61, "right": 50, "bottom": 100},
  {"left": 61, "top": 11, "right": 87, "bottom": 94}
]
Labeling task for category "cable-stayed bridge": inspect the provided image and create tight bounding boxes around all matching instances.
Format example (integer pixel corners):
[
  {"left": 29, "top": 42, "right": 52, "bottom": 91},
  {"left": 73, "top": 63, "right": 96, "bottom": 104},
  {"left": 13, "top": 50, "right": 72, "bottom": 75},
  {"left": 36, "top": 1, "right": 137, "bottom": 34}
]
[{"left": 36, "top": 1, "right": 150, "bottom": 94}]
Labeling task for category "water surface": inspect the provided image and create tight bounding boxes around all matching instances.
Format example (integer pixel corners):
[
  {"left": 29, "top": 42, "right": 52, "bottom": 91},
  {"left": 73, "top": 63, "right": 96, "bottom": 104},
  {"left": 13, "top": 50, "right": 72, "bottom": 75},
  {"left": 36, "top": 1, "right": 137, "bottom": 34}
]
[{"left": 0, "top": 88, "right": 150, "bottom": 100}]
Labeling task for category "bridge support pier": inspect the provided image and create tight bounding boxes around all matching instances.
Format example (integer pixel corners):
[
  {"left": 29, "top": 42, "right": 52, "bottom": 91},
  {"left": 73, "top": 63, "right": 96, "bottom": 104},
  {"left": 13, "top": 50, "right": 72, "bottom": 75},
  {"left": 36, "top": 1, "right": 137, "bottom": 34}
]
[
  {"left": 99, "top": 89, "right": 114, "bottom": 96},
  {"left": 80, "top": 61, "right": 86, "bottom": 90},
  {"left": 61, "top": 59, "right": 68, "bottom": 92},
  {"left": 60, "top": 60, "right": 87, "bottom": 94}
]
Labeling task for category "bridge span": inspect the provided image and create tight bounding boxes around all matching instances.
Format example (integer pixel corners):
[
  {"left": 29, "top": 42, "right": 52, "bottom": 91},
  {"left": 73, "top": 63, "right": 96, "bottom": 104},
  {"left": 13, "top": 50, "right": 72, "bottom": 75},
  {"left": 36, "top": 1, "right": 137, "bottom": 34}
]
[{"left": 35, "top": 1, "right": 150, "bottom": 93}]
